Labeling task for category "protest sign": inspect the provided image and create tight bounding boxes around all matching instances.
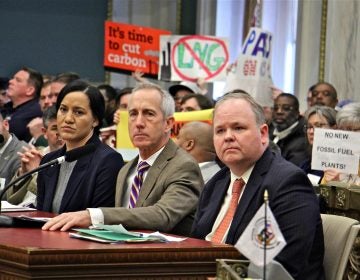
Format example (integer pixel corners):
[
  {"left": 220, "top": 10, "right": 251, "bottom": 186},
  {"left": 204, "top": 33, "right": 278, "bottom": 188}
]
[
  {"left": 104, "top": 21, "right": 171, "bottom": 75},
  {"left": 159, "top": 35, "right": 229, "bottom": 82},
  {"left": 116, "top": 109, "right": 213, "bottom": 161},
  {"left": 311, "top": 128, "right": 360, "bottom": 174},
  {"left": 223, "top": 27, "right": 273, "bottom": 107}
]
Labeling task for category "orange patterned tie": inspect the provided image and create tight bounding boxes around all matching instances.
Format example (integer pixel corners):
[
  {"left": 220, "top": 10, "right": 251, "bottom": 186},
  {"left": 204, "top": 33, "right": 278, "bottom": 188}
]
[{"left": 212, "top": 178, "right": 245, "bottom": 244}]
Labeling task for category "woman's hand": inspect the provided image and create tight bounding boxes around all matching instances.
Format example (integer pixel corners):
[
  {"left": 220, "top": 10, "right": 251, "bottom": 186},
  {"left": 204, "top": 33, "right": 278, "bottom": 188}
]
[{"left": 17, "top": 145, "right": 43, "bottom": 175}]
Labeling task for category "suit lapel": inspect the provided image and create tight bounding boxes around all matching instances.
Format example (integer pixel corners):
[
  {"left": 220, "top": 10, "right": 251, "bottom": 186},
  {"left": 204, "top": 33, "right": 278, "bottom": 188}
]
[
  {"left": 227, "top": 149, "right": 273, "bottom": 243},
  {"left": 0, "top": 139, "right": 17, "bottom": 174},
  {"left": 115, "top": 158, "right": 137, "bottom": 207}
]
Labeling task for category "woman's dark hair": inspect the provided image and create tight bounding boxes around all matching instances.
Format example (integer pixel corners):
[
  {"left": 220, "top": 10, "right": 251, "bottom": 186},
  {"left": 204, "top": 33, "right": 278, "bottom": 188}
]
[{"left": 56, "top": 79, "right": 105, "bottom": 134}]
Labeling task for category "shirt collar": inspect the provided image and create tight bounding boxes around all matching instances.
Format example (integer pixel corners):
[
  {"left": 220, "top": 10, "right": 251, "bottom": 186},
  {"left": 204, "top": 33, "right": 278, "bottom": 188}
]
[{"left": 137, "top": 146, "right": 165, "bottom": 167}]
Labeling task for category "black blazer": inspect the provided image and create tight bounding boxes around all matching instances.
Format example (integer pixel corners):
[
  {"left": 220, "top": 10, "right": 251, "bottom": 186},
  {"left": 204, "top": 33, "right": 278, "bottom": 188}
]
[
  {"left": 192, "top": 148, "right": 325, "bottom": 280},
  {"left": 36, "top": 134, "right": 124, "bottom": 213}
]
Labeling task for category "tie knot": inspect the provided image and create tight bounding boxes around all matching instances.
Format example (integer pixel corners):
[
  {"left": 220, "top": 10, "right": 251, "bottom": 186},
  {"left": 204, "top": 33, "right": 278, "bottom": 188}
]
[
  {"left": 137, "top": 161, "right": 150, "bottom": 173},
  {"left": 232, "top": 178, "right": 245, "bottom": 194}
]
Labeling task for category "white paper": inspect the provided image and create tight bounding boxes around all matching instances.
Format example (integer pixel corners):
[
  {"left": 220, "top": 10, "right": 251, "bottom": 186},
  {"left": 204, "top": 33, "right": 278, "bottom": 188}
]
[
  {"left": 1, "top": 201, "right": 36, "bottom": 212},
  {"left": 311, "top": 128, "right": 360, "bottom": 174}
]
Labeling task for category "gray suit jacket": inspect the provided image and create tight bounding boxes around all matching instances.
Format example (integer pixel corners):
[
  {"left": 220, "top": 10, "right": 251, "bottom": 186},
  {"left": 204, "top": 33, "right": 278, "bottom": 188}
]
[
  {"left": 0, "top": 134, "right": 27, "bottom": 189},
  {"left": 101, "top": 139, "right": 203, "bottom": 236}
]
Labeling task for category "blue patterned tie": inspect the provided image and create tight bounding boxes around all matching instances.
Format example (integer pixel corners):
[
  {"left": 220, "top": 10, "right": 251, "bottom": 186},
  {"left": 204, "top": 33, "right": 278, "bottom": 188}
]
[{"left": 129, "top": 161, "right": 150, "bottom": 208}]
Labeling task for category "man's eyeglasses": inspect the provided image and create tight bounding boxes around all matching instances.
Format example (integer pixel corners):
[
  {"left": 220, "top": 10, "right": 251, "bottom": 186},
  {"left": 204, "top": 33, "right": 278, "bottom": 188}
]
[{"left": 304, "top": 123, "right": 329, "bottom": 132}]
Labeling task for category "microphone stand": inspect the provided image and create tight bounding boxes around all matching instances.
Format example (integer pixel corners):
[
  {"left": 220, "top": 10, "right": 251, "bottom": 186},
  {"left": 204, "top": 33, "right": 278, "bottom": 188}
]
[
  {"left": 0, "top": 157, "right": 65, "bottom": 227},
  {"left": 263, "top": 189, "right": 269, "bottom": 280}
]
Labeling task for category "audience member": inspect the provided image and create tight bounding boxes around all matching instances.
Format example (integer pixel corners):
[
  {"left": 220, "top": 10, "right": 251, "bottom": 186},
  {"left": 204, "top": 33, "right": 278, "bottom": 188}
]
[
  {"left": 50, "top": 72, "right": 80, "bottom": 104},
  {"left": 6, "top": 106, "right": 65, "bottom": 205},
  {"left": 307, "top": 84, "right": 316, "bottom": 109},
  {"left": 97, "top": 84, "right": 118, "bottom": 127},
  {"left": 42, "top": 82, "right": 203, "bottom": 236},
  {"left": 270, "top": 93, "right": 307, "bottom": 166},
  {"left": 36, "top": 80, "right": 124, "bottom": 213},
  {"left": 311, "top": 82, "right": 338, "bottom": 109},
  {"left": 169, "top": 81, "right": 202, "bottom": 112},
  {"left": 27, "top": 80, "right": 56, "bottom": 147},
  {"left": 300, "top": 105, "right": 337, "bottom": 185},
  {"left": 175, "top": 121, "right": 221, "bottom": 183},
  {"left": 191, "top": 91, "right": 324, "bottom": 280},
  {"left": 39, "top": 80, "right": 53, "bottom": 111},
  {"left": 0, "top": 77, "right": 11, "bottom": 116},
  {"left": 6, "top": 67, "right": 43, "bottom": 142},
  {"left": 100, "top": 87, "right": 133, "bottom": 146},
  {"left": 180, "top": 93, "right": 213, "bottom": 112},
  {"left": 116, "top": 87, "right": 132, "bottom": 111},
  {"left": 321, "top": 102, "right": 360, "bottom": 186},
  {"left": 0, "top": 112, "right": 28, "bottom": 190}
]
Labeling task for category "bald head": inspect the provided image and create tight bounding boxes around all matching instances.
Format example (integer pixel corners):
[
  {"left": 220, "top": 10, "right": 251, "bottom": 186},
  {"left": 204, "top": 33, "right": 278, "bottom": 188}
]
[{"left": 175, "top": 121, "right": 216, "bottom": 163}]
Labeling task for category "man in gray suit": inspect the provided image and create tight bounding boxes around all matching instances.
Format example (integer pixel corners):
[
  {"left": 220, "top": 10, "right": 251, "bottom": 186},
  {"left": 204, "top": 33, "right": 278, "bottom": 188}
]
[
  {"left": 0, "top": 112, "right": 27, "bottom": 193},
  {"left": 42, "top": 83, "right": 203, "bottom": 236}
]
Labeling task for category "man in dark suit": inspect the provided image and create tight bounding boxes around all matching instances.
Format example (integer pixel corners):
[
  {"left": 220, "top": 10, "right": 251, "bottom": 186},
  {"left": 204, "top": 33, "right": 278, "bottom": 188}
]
[
  {"left": 270, "top": 93, "right": 308, "bottom": 166},
  {"left": 191, "top": 91, "right": 324, "bottom": 280},
  {"left": 42, "top": 83, "right": 203, "bottom": 236},
  {"left": 6, "top": 67, "right": 43, "bottom": 142}
]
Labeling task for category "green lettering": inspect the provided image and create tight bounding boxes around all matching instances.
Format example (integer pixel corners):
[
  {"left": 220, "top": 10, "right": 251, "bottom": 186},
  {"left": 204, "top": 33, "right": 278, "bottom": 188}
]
[
  {"left": 206, "top": 44, "right": 224, "bottom": 71},
  {"left": 178, "top": 44, "right": 193, "bottom": 68}
]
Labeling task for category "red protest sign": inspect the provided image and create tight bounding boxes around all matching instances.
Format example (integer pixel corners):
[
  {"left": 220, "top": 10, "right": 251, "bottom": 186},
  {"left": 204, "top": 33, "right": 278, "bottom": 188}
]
[{"left": 104, "top": 21, "right": 171, "bottom": 75}]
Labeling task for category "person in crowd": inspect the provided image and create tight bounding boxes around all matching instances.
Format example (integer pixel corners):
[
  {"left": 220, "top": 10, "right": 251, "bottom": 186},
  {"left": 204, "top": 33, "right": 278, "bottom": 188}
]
[
  {"left": 50, "top": 72, "right": 80, "bottom": 105},
  {"left": 175, "top": 121, "right": 221, "bottom": 183},
  {"left": 5, "top": 67, "right": 43, "bottom": 142},
  {"left": 169, "top": 81, "right": 203, "bottom": 112},
  {"left": 300, "top": 105, "right": 337, "bottom": 184},
  {"left": 321, "top": 102, "right": 360, "bottom": 186},
  {"left": 27, "top": 80, "right": 53, "bottom": 147},
  {"left": 116, "top": 87, "right": 132, "bottom": 111},
  {"left": 39, "top": 80, "right": 53, "bottom": 111},
  {"left": 180, "top": 93, "right": 213, "bottom": 112},
  {"left": 36, "top": 80, "right": 124, "bottom": 213},
  {"left": 6, "top": 105, "right": 65, "bottom": 205},
  {"left": 0, "top": 112, "right": 28, "bottom": 190},
  {"left": 311, "top": 81, "right": 338, "bottom": 109},
  {"left": 42, "top": 82, "right": 203, "bottom": 236},
  {"left": 306, "top": 84, "right": 316, "bottom": 110},
  {"left": 270, "top": 93, "right": 307, "bottom": 166},
  {"left": 0, "top": 77, "right": 11, "bottom": 117},
  {"left": 191, "top": 91, "right": 324, "bottom": 280},
  {"left": 97, "top": 84, "right": 118, "bottom": 127}
]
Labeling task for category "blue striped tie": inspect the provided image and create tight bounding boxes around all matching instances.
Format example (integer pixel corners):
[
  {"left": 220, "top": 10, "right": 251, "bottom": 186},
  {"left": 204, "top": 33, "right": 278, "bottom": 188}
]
[{"left": 129, "top": 161, "right": 150, "bottom": 208}]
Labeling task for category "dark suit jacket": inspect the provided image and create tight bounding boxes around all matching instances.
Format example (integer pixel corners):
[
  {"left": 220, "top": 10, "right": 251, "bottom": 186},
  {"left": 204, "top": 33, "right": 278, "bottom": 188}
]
[
  {"left": 36, "top": 134, "right": 124, "bottom": 213},
  {"left": 192, "top": 148, "right": 325, "bottom": 280},
  {"left": 101, "top": 139, "right": 203, "bottom": 236},
  {"left": 270, "top": 116, "right": 308, "bottom": 166}
]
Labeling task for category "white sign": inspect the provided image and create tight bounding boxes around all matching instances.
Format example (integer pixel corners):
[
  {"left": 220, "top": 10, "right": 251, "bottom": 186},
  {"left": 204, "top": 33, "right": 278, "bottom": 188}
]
[
  {"left": 158, "top": 35, "right": 229, "bottom": 82},
  {"left": 223, "top": 27, "right": 273, "bottom": 107},
  {"left": 311, "top": 128, "right": 360, "bottom": 174}
]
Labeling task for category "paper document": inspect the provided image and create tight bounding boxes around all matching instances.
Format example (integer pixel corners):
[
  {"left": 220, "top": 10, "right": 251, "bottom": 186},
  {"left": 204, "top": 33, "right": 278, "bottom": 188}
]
[
  {"left": 69, "top": 224, "right": 186, "bottom": 243},
  {"left": 1, "top": 201, "right": 36, "bottom": 212}
]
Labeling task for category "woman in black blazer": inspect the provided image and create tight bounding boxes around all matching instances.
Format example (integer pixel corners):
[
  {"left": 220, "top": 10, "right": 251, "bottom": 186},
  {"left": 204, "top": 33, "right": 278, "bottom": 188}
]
[{"left": 36, "top": 80, "right": 124, "bottom": 213}]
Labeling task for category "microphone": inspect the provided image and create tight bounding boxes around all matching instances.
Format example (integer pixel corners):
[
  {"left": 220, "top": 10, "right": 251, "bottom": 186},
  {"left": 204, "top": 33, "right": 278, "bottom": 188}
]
[
  {"left": 0, "top": 143, "right": 96, "bottom": 226},
  {"left": 0, "top": 134, "right": 4, "bottom": 144}
]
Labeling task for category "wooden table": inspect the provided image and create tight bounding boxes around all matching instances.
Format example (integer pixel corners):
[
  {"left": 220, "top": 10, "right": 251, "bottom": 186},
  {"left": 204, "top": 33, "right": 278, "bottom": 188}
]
[{"left": 0, "top": 211, "right": 240, "bottom": 279}]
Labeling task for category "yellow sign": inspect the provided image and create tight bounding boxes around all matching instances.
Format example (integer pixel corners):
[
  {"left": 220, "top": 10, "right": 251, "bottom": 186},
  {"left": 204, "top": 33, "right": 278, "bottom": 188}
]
[{"left": 116, "top": 109, "right": 213, "bottom": 160}]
